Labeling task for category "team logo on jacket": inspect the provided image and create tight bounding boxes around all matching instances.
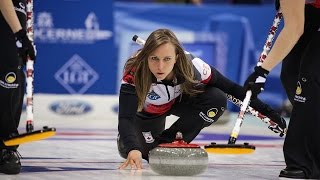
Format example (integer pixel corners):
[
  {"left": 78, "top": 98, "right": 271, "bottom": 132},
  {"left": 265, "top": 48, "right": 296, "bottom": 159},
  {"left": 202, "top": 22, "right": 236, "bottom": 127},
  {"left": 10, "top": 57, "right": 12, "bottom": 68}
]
[
  {"left": 207, "top": 108, "right": 218, "bottom": 118},
  {"left": 199, "top": 108, "right": 218, "bottom": 123},
  {"left": 295, "top": 81, "right": 302, "bottom": 95},
  {"left": 5, "top": 72, "right": 16, "bottom": 83},
  {"left": 142, "top": 131, "right": 154, "bottom": 143},
  {"left": 147, "top": 90, "right": 160, "bottom": 100},
  {"left": 294, "top": 80, "right": 306, "bottom": 103},
  {"left": 0, "top": 72, "right": 18, "bottom": 89}
]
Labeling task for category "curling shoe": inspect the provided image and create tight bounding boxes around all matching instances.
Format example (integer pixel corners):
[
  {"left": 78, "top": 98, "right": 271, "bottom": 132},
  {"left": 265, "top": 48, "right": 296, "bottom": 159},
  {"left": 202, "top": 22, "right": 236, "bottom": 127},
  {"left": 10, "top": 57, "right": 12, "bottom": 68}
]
[
  {"left": 279, "top": 167, "right": 307, "bottom": 179},
  {"left": 0, "top": 149, "right": 21, "bottom": 174}
]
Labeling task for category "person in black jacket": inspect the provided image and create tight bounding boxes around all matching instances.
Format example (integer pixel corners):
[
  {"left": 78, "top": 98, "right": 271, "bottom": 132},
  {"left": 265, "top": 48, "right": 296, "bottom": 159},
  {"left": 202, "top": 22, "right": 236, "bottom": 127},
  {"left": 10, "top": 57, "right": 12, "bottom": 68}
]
[
  {"left": 0, "top": 0, "right": 35, "bottom": 174},
  {"left": 244, "top": 0, "right": 320, "bottom": 178},
  {"left": 118, "top": 28, "right": 286, "bottom": 170}
]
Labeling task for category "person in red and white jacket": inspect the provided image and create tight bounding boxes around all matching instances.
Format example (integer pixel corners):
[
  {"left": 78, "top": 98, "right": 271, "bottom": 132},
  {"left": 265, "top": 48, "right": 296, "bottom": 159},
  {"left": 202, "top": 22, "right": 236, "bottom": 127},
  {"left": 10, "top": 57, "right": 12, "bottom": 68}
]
[
  {"left": 244, "top": 0, "right": 320, "bottom": 178},
  {"left": 117, "top": 28, "right": 286, "bottom": 170}
]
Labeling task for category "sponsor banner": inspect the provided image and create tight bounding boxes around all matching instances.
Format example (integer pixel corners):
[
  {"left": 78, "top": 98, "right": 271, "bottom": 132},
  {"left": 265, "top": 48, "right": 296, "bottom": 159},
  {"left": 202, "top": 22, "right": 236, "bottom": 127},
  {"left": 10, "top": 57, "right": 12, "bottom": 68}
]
[
  {"left": 33, "top": 0, "right": 116, "bottom": 94},
  {"left": 20, "top": 94, "right": 119, "bottom": 128}
]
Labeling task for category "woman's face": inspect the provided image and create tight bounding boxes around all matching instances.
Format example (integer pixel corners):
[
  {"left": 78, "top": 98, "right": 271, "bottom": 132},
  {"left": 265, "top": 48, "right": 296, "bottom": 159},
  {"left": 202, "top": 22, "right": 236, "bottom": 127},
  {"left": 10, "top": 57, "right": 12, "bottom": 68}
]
[{"left": 148, "top": 42, "right": 177, "bottom": 81}]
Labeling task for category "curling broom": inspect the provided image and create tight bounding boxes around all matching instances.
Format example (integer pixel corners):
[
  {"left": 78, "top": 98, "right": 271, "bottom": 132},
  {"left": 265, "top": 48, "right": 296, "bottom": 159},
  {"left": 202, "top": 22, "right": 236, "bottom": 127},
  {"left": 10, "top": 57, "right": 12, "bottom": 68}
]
[{"left": 205, "top": 12, "right": 283, "bottom": 154}]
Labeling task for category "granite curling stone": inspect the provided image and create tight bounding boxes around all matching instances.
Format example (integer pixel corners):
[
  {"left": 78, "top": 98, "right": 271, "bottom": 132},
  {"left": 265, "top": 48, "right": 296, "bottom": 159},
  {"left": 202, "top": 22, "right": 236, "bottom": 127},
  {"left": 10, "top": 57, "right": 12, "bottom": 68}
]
[{"left": 149, "top": 132, "right": 208, "bottom": 176}]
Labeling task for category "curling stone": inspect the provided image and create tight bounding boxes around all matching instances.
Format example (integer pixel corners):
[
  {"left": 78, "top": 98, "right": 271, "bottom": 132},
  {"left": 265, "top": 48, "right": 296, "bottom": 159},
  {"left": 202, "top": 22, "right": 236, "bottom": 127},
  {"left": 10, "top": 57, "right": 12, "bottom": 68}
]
[{"left": 149, "top": 132, "right": 208, "bottom": 176}]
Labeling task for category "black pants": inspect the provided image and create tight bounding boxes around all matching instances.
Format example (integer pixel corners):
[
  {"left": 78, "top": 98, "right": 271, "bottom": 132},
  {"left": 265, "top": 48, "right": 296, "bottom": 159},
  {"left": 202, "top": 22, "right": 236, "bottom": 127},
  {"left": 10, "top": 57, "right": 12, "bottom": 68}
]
[
  {"left": 0, "top": 0, "right": 26, "bottom": 149},
  {"left": 280, "top": 5, "right": 320, "bottom": 179},
  {"left": 118, "top": 86, "right": 227, "bottom": 160}
]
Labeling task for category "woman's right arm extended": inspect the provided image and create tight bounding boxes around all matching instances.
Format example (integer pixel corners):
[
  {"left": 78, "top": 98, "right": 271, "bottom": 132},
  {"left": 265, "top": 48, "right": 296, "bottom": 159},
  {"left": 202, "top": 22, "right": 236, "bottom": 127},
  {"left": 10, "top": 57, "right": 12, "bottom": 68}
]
[
  {"left": 118, "top": 84, "right": 141, "bottom": 154},
  {"left": 118, "top": 84, "right": 143, "bottom": 169}
]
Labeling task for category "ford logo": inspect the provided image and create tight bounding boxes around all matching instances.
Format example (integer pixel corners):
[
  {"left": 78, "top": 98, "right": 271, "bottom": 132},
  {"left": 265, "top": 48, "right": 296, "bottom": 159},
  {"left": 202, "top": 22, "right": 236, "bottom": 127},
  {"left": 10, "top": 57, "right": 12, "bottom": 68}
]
[{"left": 50, "top": 100, "right": 92, "bottom": 115}]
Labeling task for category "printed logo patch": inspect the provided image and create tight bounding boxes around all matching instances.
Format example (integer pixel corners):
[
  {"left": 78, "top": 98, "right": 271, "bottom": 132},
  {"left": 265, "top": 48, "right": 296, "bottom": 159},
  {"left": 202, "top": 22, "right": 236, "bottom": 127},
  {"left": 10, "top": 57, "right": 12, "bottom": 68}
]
[
  {"left": 142, "top": 131, "right": 154, "bottom": 143},
  {"left": 199, "top": 108, "right": 220, "bottom": 123},
  {"left": 147, "top": 90, "right": 161, "bottom": 100},
  {"left": 207, "top": 108, "right": 218, "bottom": 118},
  {"left": 295, "top": 81, "right": 302, "bottom": 95},
  {"left": 5, "top": 72, "right": 16, "bottom": 83},
  {"left": 294, "top": 81, "right": 306, "bottom": 103},
  {"left": 202, "top": 63, "right": 210, "bottom": 76},
  {"left": 0, "top": 72, "right": 19, "bottom": 89}
]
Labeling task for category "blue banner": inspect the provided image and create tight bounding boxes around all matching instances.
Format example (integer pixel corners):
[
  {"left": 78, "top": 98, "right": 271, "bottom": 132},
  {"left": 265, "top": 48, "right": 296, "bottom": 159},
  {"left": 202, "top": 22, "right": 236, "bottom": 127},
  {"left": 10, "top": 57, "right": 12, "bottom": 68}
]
[{"left": 34, "top": 0, "right": 116, "bottom": 94}]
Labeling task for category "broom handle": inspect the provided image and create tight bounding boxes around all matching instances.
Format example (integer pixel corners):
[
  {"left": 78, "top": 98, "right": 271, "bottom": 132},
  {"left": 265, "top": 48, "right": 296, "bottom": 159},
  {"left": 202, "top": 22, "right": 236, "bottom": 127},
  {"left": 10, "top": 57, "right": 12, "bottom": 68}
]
[
  {"left": 228, "top": 12, "right": 283, "bottom": 144},
  {"left": 25, "top": 0, "right": 36, "bottom": 132}
]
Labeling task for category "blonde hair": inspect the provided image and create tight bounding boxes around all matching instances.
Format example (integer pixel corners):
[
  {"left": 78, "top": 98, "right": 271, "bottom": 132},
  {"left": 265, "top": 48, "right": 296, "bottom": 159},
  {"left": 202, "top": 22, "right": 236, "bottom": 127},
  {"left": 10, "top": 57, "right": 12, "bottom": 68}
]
[{"left": 124, "top": 29, "right": 201, "bottom": 111}]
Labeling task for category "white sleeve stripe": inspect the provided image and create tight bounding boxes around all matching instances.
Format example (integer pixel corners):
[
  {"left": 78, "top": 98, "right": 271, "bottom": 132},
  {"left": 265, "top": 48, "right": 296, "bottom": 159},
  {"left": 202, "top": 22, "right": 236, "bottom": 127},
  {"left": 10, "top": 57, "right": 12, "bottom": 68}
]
[{"left": 192, "top": 58, "right": 212, "bottom": 81}]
